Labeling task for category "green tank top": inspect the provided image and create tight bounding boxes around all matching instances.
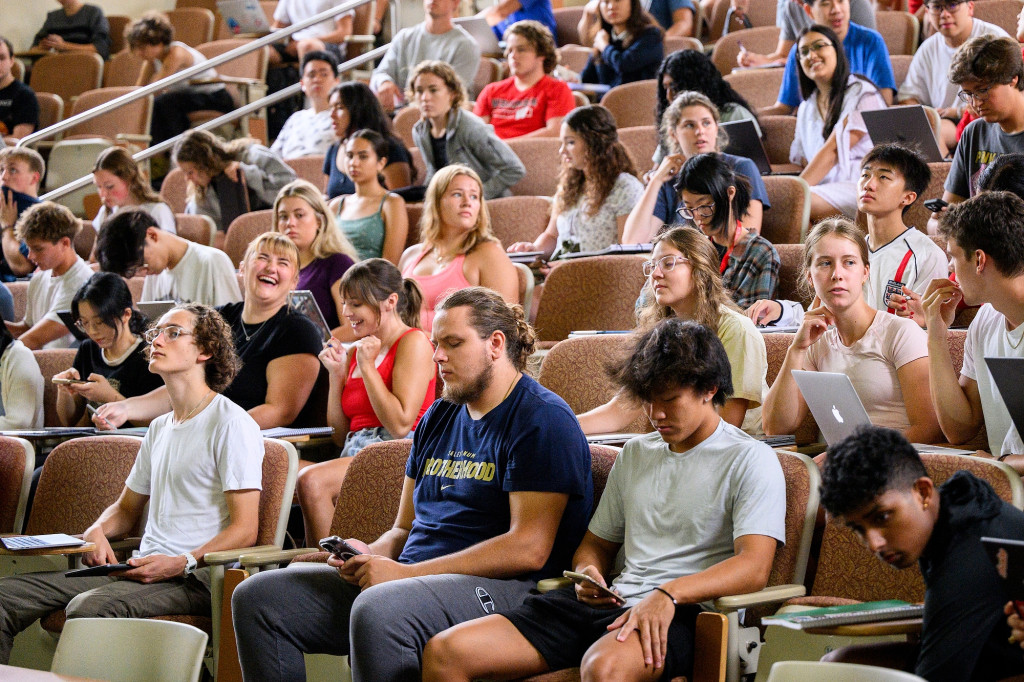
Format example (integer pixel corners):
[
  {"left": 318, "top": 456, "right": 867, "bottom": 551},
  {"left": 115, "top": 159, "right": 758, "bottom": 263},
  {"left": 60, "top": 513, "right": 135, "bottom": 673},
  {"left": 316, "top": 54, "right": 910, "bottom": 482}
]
[{"left": 337, "top": 195, "right": 388, "bottom": 261}]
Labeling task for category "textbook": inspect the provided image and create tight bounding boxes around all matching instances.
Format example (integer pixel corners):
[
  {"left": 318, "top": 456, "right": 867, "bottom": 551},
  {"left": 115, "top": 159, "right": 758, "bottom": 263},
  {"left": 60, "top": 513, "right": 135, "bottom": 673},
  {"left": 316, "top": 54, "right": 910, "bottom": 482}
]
[
  {"left": 560, "top": 243, "right": 653, "bottom": 259},
  {"left": 761, "top": 600, "right": 924, "bottom": 630}
]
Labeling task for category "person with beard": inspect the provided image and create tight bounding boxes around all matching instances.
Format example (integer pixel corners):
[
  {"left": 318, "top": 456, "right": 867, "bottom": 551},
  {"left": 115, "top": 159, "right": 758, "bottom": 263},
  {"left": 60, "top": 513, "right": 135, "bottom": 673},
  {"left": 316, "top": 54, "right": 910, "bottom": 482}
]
[{"left": 231, "top": 286, "right": 594, "bottom": 682}]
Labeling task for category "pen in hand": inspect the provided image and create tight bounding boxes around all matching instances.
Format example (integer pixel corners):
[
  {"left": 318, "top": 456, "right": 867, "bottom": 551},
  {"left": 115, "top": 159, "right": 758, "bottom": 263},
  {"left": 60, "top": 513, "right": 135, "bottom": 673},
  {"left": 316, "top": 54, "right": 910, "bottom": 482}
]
[{"left": 87, "top": 404, "right": 112, "bottom": 429}]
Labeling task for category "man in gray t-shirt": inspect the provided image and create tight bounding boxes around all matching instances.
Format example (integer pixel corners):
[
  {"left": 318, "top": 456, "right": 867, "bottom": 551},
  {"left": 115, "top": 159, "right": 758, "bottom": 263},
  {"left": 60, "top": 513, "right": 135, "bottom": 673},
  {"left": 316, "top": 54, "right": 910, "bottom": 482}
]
[{"left": 738, "top": 0, "right": 874, "bottom": 69}]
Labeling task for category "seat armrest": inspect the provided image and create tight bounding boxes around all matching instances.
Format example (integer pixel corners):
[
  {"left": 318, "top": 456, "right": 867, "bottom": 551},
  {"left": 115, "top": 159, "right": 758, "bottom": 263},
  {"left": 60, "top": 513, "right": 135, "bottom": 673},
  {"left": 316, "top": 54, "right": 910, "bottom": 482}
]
[
  {"left": 713, "top": 584, "right": 806, "bottom": 612},
  {"left": 239, "top": 547, "right": 317, "bottom": 569},
  {"left": 192, "top": 76, "right": 262, "bottom": 86},
  {"left": 204, "top": 544, "right": 279, "bottom": 566},
  {"left": 347, "top": 35, "right": 375, "bottom": 44}
]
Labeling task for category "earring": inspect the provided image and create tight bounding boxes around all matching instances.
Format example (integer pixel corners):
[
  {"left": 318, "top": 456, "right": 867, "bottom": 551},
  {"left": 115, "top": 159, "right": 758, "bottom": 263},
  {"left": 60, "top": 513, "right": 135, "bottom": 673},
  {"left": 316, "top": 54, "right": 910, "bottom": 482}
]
[{"left": 923, "top": 500, "right": 929, "bottom": 510}]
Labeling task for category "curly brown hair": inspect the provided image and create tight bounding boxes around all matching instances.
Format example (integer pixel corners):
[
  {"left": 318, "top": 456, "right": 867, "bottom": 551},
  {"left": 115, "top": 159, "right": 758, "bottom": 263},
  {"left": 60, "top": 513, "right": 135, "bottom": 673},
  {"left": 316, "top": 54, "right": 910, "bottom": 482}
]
[
  {"left": 555, "top": 106, "right": 637, "bottom": 217},
  {"left": 15, "top": 201, "right": 79, "bottom": 243},
  {"left": 406, "top": 60, "right": 467, "bottom": 112},
  {"left": 172, "top": 129, "right": 261, "bottom": 201},
  {"left": 504, "top": 20, "right": 558, "bottom": 74},
  {"left": 126, "top": 11, "right": 174, "bottom": 49},
  {"left": 149, "top": 304, "right": 241, "bottom": 392}
]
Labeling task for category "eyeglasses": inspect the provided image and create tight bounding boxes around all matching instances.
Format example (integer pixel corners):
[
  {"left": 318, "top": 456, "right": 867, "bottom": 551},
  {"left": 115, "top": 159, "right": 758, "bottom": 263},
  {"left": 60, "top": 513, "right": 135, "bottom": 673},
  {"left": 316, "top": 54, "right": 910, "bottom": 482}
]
[
  {"left": 957, "top": 84, "right": 995, "bottom": 104},
  {"left": 143, "top": 325, "right": 194, "bottom": 344},
  {"left": 925, "top": 0, "right": 965, "bottom": 13},
  {"left": 798, "top": 40, "right": 834, "bottom": 59},
  {"left": 642, "top": 255, "right": 691, "bottom": 277},
  {"left": 74, "top": 318, "right": 107, "bottom": 334},
  {"left": 676, "top": 203, "right": 716, "bottom": 221}
]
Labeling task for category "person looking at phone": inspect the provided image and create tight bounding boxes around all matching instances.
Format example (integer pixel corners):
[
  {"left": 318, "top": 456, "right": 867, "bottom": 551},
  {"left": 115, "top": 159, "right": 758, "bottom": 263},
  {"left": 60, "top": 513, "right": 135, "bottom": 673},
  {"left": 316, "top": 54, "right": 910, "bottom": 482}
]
[
  {"left": 0, "top": 303, "right": 263, "bottom": 665},
  {"left": 232, "top": 286, "right": 593, "bottom": 682},
  {"left": 95, "top": 233, "right": 322, "bottom": 430},
  {"left": 55, "top": 273, "right": 164, "bottom": 427},
  {"left": 814, "top": 425, "right": 1024, "bottom": 681},
  {"left": 421, "top": 318, "right": 785, "bottom": 681}
]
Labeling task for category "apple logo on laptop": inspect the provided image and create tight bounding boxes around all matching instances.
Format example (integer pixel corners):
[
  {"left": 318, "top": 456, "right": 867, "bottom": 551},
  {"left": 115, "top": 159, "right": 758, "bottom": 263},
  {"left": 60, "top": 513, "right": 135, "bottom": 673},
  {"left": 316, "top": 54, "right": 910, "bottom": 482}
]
[{"left": 832, "top": 405, "right": 844, "bottom": 423}]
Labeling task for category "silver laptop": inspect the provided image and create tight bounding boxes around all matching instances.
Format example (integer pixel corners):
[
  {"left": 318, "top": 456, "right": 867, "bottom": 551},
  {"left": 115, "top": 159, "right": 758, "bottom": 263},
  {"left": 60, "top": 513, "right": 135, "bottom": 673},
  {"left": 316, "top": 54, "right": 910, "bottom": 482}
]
[
  {"left": 453, "top": 15, "right": 502, "bottom": 55},
  {"left": 792, "top": 370, "right": 973, "bottom": 453},
  {"left": 137, "top": 300, "right": 176, "bottom": 322},
  {"left": 288, "top": 290, "right": 332, "bottom": 344},
  {"left": 861, "top": 105, "right": 945, "bottom": 163},
  {"left": 217, "top": 0, "right": 273, "bottom": 35},
  {"left": 720, "top": 119, "right": 772, "bottom": 176}
]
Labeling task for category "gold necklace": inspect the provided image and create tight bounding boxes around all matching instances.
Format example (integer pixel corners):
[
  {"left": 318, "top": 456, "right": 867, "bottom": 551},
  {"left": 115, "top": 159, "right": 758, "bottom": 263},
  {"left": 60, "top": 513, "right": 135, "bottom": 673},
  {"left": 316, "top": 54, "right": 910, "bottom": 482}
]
[
  {"left": 175, "top": 390, "right": 213, "bottom": 425},
  {"left": 501, "top": 373, "right": 520, "bottom": 403}
]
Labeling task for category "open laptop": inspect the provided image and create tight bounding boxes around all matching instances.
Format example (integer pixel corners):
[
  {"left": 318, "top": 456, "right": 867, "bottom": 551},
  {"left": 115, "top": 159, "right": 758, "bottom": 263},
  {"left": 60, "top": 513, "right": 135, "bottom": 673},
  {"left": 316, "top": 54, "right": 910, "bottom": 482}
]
[
  {"left": 861, "top": 105, "right": 945, "bottom": 163},
  {"left": 288, "top": 290, "right": 332, "bottom": 344},
  {"left": 792, "top": 370, "right": 973, "bottom": 453},
  {"left": 217, "top": 0, "right": 273, "bottom": 35},
  {"left": 720, "top": 119, "right": 772, "bottom": 176},
  {"left": 453, "top": 16, "right": 502, "bottom": 55},
  {"left": 985, "top": 357, "right": 1024, "bottom": 442},
  {"left": 137, "top": 301, "right": 176, "bottom": 322}
]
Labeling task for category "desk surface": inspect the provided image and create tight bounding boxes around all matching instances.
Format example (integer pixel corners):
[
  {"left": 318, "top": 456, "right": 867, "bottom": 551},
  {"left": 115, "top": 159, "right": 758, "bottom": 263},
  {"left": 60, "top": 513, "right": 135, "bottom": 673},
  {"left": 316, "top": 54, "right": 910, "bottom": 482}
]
[
  {"left": 0, "top": 538, "right": 95, "bottom": 557},
  {"left": 804, "top": 617, "right": 923, "bottom": 637},
  {"left": 0, "top": 664, "right": 99, "bottom": 681}
]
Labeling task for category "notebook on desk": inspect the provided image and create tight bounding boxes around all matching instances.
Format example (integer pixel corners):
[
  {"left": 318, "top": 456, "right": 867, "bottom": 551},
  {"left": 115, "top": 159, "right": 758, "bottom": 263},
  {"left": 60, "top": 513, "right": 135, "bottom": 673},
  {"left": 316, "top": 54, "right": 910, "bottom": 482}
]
[{"left": 761, "top": 600, "right": 923, "bottom": 630}]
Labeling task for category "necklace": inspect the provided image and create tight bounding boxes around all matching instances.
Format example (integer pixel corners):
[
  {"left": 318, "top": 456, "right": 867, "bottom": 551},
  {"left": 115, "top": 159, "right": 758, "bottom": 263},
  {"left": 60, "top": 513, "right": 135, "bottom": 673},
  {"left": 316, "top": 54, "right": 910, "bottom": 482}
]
[
  {"left": 175, "top": 390, "right": 213, "bottom": 424},
  {"left": 240, "top": 317, "right": 270, "bottom": 343},
  {"left": 501, "top": 373, "right": 520, "bottom": 403}
]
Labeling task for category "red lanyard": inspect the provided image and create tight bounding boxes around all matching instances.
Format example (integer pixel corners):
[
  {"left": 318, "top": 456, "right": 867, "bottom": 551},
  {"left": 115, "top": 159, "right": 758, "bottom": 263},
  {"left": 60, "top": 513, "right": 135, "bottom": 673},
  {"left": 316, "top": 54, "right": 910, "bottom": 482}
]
[
  {"left": 718, "top": 220, "right": 743, "bottom": 275},
  {"left": 885, "top": 248, "right": 914, "bottom": 314}
]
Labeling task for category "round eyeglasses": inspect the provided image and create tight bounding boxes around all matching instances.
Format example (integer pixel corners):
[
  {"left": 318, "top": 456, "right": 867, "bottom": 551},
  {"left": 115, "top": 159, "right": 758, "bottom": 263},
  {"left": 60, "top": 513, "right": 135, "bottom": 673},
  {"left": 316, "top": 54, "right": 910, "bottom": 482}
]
[
  {"left": 642, "top": 255, "right": 691, "bottom": 277},
  {"left": 143, "top": 325, "right": 194, "bottom": 344}
]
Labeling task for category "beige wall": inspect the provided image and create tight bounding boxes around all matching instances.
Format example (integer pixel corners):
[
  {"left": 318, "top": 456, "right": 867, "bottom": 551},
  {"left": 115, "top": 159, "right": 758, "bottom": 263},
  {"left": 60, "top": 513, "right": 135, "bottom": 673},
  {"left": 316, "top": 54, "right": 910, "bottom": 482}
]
[{"left": 3, "top": 0, "right": 175, "bottom": 53}]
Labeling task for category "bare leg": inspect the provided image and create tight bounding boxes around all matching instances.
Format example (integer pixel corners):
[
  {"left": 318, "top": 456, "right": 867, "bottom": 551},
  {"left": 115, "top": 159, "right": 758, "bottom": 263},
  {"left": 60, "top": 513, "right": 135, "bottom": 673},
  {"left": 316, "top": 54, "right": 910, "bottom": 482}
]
[
  {"left": 296, "top": 457, "right": 354, "bottom": 546},
  {"left": 581, "top": 628, "right": 667, "bottom": 682},
  {"left": 939, "top": 119, "right": 956, "bottom": 159},
  {"left": 422, "top": 614, "right": 549, "bottom": 682},
  {"left": 808, "top": 193, "right": 845, "bottom": 224}
]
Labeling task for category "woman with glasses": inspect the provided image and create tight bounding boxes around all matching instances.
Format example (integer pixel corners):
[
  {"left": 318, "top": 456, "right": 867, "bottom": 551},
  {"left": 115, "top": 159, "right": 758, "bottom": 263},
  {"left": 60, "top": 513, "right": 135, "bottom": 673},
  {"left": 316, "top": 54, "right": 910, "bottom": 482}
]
[
  {"left": 507, "top": 105, "right": 643, "bottom": 260},
  {"left": 55, "top": 273, "right": 163, "bottom": 427},
  {"left": 790, "top": 24, "right": 886, "bottom": 222},
  {"left": 762, "top": 218, "right": 941, "bottom": 443},
  {"left": 95, "top": 233, "right": 323, "bottom": 430},
  {"left": 578, "top": 225, "right": 768, "bottom": 435},
  {"left": 623, "top": 91, "right": 771, "bottom": 243}
]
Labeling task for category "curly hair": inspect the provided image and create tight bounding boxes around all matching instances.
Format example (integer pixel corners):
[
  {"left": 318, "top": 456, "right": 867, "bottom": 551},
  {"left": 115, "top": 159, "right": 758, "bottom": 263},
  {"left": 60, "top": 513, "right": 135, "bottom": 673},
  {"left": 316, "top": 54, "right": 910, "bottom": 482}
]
[
  {"left": 154, "top": 304, "right": 241, "bottom": 393},
  {"left": 655, "top": 50, "right": 759, "bottom": 136},
  {"left": 172, "top": 129, "right": 261, "bottom": 201},
  {"left": 555, "top": 106, "right": 637, "bottom": 217},
  {"left": 419, "top": 165, "right": 497, "bottom": 256},
  {"left": 15, "top": 201, "right": 79, "bottom": 244},
  {"left": 799, "top": 217, "right": 870, "bottom": 301},
  {"left": 93, "top": 146, "right": 161, "bottom": 205},
  {"left": 659, "top": 91, "right": 729, "bottom": 156},
  {"left": 637, "top": 226, "right": 737, "bottom": 332},
  {"left": 406, "top": 60, "right": 467, "bottom": 112},
  {"left": 939, "top": 191, "right": 1024, "bottom": 277},
  {"left": 948, "top": 35, "right": 1024, "bottom": 89},
  {"left": 126, "top": 11, "right": 174, "bottom": 49},
  {"left": 437, "top": 287, "right": 536, "bottom": 371},
  {"left": 611, "top": 318, "right": 733, "bottom": 405},
  {"left": 341, "top": 258, "right": 423, "bottom": 329},
  {"left": 272, "top": 179, "right": 358, "bottom": 260},
  {"left": 820, "top": 425, "right": 927, "bottom": 518},
  {"left": 504, "top": 20, "right": 558, "bottom": 74}
]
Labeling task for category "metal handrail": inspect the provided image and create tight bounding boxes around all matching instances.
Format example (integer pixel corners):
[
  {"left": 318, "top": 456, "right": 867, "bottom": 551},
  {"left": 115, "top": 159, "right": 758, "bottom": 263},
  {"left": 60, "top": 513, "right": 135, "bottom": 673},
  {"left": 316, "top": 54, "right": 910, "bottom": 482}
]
[
  {"left": 17, "top": 0, "right": 373, "bottom": 149},
  {"left": 40, "top": 44, "right": 390, "bottom": 202}
]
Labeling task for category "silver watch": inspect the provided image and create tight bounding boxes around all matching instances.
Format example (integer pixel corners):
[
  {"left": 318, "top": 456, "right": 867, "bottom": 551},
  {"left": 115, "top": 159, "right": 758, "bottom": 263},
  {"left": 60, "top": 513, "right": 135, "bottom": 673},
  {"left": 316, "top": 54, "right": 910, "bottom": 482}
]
[{"left": 182, "top": 552, "right": 198, "bottom": 576}]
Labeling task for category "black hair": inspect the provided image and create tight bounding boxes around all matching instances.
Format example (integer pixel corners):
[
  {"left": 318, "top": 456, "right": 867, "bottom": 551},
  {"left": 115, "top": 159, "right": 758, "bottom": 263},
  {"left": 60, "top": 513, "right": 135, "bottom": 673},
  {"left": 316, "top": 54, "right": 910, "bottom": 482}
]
[
  {"left": 796, "top": 24, "right": 850, "bottom": 139},
  {"left": 71, "top": 272, "right": 148, "bottom": 344},
  {"left": 347, "top": 129, "right": 389, "bottom": 187},
  {"left": 820, "top": 425, "right": 927, "bottom": 517},
  {"left": 674, "top": 153, "right": 751, "bottom": 239},
  {"left": 939, "top": 191, "right": 1024, "bottom": 277},
  {"left": 331, "top": 81, "right": 396, "bottom": 140},
  {"left": 0, "top": 36, "right": 14, "bottom": 59},
  {"left": 655, "top": 49, "right": 760, "bottom": 137},
  {"left": 301, "top": 49, "right": 338, "bottom": 76},
  {"left": 979, "top": 153, "right": 1024, "bottom": 201},
  {"left": 860, "top": 143, "right": 932, "bottom": 216},
  {"left": 96, "top": 208, "right": 159, "bottom": 278},
  {"left": 612, "top": 318, "right": 733, "bottom": 405},
  {"left": 597, "top": 0, "right": 658, "bottom": 45}
]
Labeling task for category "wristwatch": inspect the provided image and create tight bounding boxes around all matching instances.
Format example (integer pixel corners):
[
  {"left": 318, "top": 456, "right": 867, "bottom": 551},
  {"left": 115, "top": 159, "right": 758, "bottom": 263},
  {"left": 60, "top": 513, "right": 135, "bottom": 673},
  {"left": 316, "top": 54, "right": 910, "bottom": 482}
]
[{"left": 182, "top": 552, "right": 198, "bottom": 577}]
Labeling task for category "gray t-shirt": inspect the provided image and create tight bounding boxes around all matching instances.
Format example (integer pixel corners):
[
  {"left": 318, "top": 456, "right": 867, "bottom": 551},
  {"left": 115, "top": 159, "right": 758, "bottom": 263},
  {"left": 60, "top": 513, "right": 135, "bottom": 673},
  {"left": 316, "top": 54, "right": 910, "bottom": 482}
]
[
  {"left": 369, "top": 23, "right": 480, "bottom": 95},
  {"left": 588, "top": 421, "right": 787, "bottom": 606},
  {"left": 778, "top": 0, "right": 876, "bottom": 42},
  {"left": 945, "top": 119, "right": 1024, "bottom": 199}
]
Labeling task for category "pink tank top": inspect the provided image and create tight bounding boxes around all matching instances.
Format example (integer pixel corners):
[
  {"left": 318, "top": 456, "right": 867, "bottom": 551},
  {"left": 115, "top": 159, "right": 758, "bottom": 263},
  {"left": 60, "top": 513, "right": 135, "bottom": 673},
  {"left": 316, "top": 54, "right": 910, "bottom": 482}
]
[{"left": 401, "top": 250, "right": 471, "bottom": 332}]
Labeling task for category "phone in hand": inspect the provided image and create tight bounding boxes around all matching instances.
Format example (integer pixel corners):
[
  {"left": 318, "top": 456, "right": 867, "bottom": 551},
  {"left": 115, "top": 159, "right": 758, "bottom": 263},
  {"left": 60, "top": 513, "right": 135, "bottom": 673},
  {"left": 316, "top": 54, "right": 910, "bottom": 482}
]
[
  {"left": 319, "top": 535, "right": 363, "bottom": 561},
  {"left": 924, "top": 198, "right": 948, "bottom": 213},
  {"left": 51, "top": 377, "right": 92, "bottom": 385},
  {"left": 563, "top": 570, "right": 624, "bottom": 604}
]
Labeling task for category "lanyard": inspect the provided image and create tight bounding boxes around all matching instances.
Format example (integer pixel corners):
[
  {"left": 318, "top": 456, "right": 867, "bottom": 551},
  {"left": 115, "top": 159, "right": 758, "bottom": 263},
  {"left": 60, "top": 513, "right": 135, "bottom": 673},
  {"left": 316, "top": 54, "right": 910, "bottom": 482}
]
[
  {"left": 885, "top": 248, "right": 914, "bottom": 314},
  {"left": 718, "top": 220, "right": 743, "bottom": 275}
]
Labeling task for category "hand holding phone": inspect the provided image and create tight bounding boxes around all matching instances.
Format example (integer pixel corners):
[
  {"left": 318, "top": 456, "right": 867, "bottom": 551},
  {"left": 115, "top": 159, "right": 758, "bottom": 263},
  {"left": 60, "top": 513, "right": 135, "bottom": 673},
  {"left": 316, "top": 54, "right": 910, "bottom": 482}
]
[
  {"left": 319, "top": 535, "right": 364, "bottom": 561},
  {"left": 52, "top": 377, "right": 92, "bottom": 385},
  {"left": 564, "top": 570, "right": 624, "bottom": 605},
  {"left": 924, "top": 198, "right": 948, "bottom": 213}
]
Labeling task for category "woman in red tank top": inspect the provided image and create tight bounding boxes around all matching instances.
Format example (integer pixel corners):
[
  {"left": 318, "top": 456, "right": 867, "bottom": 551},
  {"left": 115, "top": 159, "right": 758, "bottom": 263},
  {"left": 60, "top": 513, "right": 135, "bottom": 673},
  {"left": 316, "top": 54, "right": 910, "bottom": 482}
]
[{"left": 297, "top": 258, "right": 437, "bottom": 546}]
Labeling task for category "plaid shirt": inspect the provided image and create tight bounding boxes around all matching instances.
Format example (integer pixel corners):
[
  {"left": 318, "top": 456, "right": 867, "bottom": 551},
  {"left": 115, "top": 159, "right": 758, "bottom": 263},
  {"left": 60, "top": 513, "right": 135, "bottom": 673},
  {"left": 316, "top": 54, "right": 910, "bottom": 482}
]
[{"left": 719, "top": 230, "right": 780, "bottom": 309}]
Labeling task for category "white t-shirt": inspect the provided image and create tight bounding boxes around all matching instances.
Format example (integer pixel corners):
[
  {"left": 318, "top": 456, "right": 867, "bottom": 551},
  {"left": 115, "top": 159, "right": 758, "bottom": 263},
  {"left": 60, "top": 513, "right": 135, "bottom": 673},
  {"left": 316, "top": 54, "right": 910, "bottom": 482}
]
[
  {"left": 717, "top": 306, "right": 769, "bottom": 435},
  {"left": 141, "top": 242, "right": 242, "bottom": 306},
  {"left": 589, "top": 422, "right": 786, "bottom": 606},
  {"left": 554, "top": 173, "right": 643, "bottom": 255},
  {"left": 865, "top": 227, "right": 950, "bottom": 311},
  {"left": 273, "top": 0, "right": 354, "bottom": 42},
  {"left": 0, "top": 340, "right": 43, "bottom": 429},
  {"left": 805, "top": 310, "right": 928, "bottom": 433},
  {"left": 25, "top": 257, "right": 94, "bottom": 350},
  {"left": 898, "top": 20, "right": 1009, "bottom": 114},
  {"left": 126, "top": 393, "right": 264, "bottom": 557},
  {"left": 92, "top": 201, "right": 176, "bottom": 235},
  {"left": 270, "top": 108, "right": 336, "bottom": 160},
  {"left": 962, "top": 303, "right": 1024, "bottom": 455}
]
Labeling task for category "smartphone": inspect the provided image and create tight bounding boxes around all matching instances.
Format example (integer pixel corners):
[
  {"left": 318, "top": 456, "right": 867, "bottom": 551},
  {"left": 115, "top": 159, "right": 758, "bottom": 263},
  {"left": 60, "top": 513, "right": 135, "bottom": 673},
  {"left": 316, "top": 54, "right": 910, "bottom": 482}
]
[
  {"left": 51, "top": 377, "right": 92, "bottom": 385},
  {"left": 924, "top": 198, "right": 948, "bottom": 213},
  {"left": 319, "top": 535, "right": 363, "bottom": 561},
  {"left": 563, "top": 570, "right": 624, "bottom": 603}
]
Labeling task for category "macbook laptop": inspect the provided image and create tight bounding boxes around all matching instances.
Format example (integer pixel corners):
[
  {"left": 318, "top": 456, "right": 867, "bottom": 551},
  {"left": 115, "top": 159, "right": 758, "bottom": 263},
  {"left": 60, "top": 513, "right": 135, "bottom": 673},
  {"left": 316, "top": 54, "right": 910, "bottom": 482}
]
[
  {"left": 792, "top": 370, "right": 973, "bottom": 453},
  {"left": 720, "top": 119, "right": 772, "bottom": 176},
  {"left": 861, "top": 105, "right": 945, "bottom": 163},
  {"left": 217, "top": 0, "right": 273, "bottom": 35},
  {"left": 453, "top": 16, "right": 502, "bottom": 55},
  {"left": 136, "top": 301, "right": 176, "bottom": 322}
]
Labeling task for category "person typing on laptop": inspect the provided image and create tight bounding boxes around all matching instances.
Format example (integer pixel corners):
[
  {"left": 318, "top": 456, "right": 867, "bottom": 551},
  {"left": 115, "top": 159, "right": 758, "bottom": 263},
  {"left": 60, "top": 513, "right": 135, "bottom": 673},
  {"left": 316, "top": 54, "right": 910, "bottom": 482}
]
[{"left": 762, "top": 218, "right": 942, "bottom": 444}]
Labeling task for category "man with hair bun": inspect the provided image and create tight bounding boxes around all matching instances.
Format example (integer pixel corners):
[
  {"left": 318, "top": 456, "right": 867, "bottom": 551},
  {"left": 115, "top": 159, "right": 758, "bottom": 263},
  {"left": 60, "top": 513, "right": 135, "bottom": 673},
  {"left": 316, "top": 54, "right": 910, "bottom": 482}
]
[{"left": 233, "top": 286, "right": 593, "bottom": 682}]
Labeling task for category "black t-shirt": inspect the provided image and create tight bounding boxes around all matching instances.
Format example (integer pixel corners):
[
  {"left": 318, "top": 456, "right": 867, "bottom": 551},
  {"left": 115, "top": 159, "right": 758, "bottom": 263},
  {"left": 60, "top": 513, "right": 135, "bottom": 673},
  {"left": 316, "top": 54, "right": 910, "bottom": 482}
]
[
  {"left": 217, "top": 302, "right": 323, "bottom": 412},
  {"left": 0, "top": 80, "right": 39, "bottom": 136},
  {"left": 429, "top": 133, "right": 448, "bottom": 171},
  {"left": 322, "top": 135, "right": 413, "bottom": 198},
  {"left": 72, "top": 338, "right": 164, "bottom": 401}
]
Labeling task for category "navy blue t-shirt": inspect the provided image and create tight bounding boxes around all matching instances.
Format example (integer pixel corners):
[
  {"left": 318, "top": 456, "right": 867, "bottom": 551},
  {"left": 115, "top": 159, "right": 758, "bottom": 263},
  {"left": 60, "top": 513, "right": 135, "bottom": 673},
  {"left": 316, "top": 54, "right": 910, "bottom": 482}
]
[
  {"left": 653, "top": 152, "right": 771, "bottom": 224},
  {"left": 399, "top": 374, "right": 593, "bottom": 580}
]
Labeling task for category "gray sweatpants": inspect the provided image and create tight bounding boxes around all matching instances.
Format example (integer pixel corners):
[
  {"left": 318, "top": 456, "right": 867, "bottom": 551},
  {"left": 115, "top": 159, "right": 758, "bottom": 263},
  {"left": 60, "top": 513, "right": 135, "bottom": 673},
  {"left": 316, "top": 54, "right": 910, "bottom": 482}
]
[
  {"left": 0, "top": 568, "right": 213, "bottom": 663},
  {"left": 231, "top": 562, "right": 535, "bottom": 681}
]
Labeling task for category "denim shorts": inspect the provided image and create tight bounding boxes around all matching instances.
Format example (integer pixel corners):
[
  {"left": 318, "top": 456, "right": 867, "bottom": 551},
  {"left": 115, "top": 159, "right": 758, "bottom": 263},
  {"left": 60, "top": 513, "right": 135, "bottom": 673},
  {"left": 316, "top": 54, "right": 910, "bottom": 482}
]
[{"left": 339, "top": 426, "right": 393, "bottom": 458}]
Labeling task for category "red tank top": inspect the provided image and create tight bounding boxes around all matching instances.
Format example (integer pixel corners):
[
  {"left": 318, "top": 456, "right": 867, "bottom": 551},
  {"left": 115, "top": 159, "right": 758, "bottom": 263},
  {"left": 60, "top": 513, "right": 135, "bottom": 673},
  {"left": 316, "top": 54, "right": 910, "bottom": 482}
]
[{"left": 340, "top": 328, "right": 436, "bottom": 432}]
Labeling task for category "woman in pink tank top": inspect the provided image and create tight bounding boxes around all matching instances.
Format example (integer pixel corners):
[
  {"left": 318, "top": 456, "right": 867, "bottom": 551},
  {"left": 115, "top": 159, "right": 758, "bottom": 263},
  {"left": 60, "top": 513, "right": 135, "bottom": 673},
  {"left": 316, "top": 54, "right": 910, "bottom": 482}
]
[
  {"left": 297, "top": 259, "right": 436, "bottom": 546},
  {"left": 398, "top": 165, "right": 520, "bottom": 331}
]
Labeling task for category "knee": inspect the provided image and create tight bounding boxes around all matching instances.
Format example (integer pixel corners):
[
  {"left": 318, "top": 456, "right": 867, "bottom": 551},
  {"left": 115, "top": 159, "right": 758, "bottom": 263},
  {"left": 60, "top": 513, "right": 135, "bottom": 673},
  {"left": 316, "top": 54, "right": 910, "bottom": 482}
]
[
  {"left": 295, "top": 38, "right": 323, "bottom": 57},
  {"left": 422, "top": 629, "right": 467, "bottom": 677},
  {"left": 231, "top": 571, "right": 277, "bottom": 623},
  {"left": 580, "top": 648, "right": 631, "bottom": 682},
  {"left": 66, "top": 590, "right": 125, "bottom": 620},
  {"left": 296, "top": 466, "right": 329, "bottom": 505},
  {"left": 349, "top": 582, "right": 405, "bottom": 640}
]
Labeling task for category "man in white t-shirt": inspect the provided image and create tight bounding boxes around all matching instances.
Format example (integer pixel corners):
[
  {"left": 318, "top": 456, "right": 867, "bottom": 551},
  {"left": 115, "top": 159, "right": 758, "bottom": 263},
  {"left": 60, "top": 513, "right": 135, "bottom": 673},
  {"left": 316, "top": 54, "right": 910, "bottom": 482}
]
[
  {"left": 96, "top": 209, "right": 241, "bottom": 306},
  {"left": 5, "top": 202, "right": 92, "bottom": 349},
  {"left": 898, "top": 1, "right": 1009, "bottom": 151},
  {"left": 923, "top": 191, "right": 1024, "bottom": 461},
  {"left": 421, "top": 318, "right": 785, "bottom": 681},
  {"left": 269, "top": 0, "right": 354, "bottom": 66},
  {"left": 0, "top": 303, "right": 263, "bottom": 664}
]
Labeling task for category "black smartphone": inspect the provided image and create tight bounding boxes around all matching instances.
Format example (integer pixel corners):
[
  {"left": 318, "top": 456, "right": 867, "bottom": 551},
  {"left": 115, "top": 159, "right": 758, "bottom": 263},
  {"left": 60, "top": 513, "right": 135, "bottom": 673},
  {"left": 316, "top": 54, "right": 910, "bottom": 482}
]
[
  {"left": 924, "top": 198, "right": 948, "bottom": 213},
  {"left": 66, "top": 562, "right": 133, "bottom": 577},
  {"left": 319, "top": 535, "right": 363, "bottom": 561}
]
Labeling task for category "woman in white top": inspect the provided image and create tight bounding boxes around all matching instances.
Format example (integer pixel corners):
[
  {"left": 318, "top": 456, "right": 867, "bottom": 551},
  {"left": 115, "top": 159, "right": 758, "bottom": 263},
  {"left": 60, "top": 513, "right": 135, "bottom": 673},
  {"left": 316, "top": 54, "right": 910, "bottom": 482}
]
[
  {"left": 128, "top": 12, "right": 234, "bottom": 145},
  {"left": 762, "top": 218, "right": 941, "bottom": 443},
  {"left": 790, "top": 24, "right": 886, "bottom": 222},
  {"left": 508, "top": 105, "right": 643, "bottom": 260},
  {"left": 578, "top": 225, "right": 769, "bottom": 435},
  {"left": 0, "top": 323, "right": 42, "bottom": 430},
  {"left": 91, "top": 147, "right": 175, "bottom": 237}
]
